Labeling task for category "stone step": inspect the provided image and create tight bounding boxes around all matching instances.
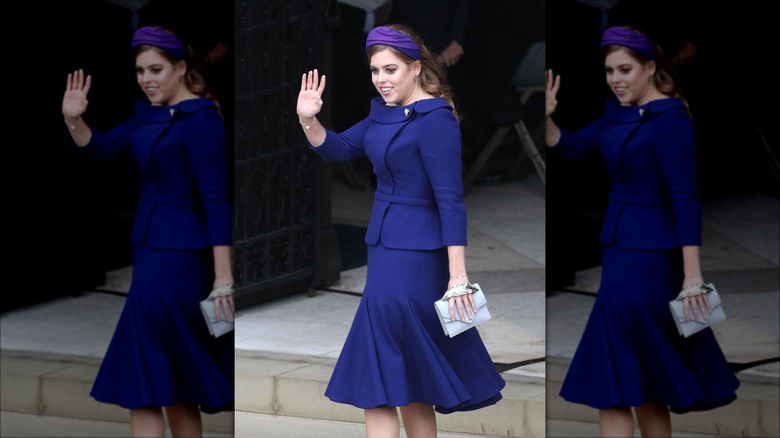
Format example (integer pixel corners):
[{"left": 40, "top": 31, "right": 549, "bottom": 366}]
[
  {"left": 0, "top": 354, "right": 232, "bottom": 435},
  {"left": 0, "top": 411, "right": 232, "bottom": 438},
  {"left": 1, "top": 351, "right": 545, "bottom": 438},
  {"left": 546, "top": 418, "right": 727, "bottom": 438},
  {"left": 235, "top": 411, "right": 523, "bottom": 437},
  {"left": 546, "top": 356, "right": 780, "bottom": 438},
  {"left": 235, "top": 352, "right": 545, "bottom": 438},
  {"left": 0, "top": 410, "right": 507, "bottom": 438}
]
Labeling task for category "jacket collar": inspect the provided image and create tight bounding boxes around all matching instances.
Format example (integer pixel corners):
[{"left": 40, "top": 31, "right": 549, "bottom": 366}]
[
  {"left": 135, "top": 97, "right": 216, "bottom": 123},
  {"left": 604, "top": 97, "right": 686, "bottom": 124},
  {"left": 368, "top": 96, "right": 452, "bottom": 124}
]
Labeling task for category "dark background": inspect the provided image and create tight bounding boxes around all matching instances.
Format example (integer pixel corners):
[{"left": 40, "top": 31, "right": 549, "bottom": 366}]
[
  {"left": 546, "top": 0, "right": 779, "bottom": 288},
  {"left": 8, "top": 0, "right": 232, "bottom": 311}
]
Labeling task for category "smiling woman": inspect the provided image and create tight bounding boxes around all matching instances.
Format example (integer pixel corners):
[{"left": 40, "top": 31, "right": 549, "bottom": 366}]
[
  {"left": 545, "top": 25, "right": 739, "bottom": 438},
  {"left": 61, "top": 25, "right": 234, "bottom": 438},
  {"left": 134, "top": 50, "right": 188, "bottom": 106},
  {"left": 131, "top": 26, "right": 215, "bottom": 108},
  {"left": 294, "top": 23, "right": 504, "bottom": 438},
  {"left": 603, "top": 48, "right": 662, "bottom": 107},
  {"left": 369, "top": 49, "right": 423, "bottom": 107}
]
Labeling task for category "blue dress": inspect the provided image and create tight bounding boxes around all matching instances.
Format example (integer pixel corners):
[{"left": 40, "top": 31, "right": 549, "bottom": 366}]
[
  {"left": 85, "top": 98, "right": 234, "bottom": 413},
  {"left": 555, "top": 98, "right": 739, "bottom": 413},
  {"left": 311, "top": 97, "right": 505, "bottom": 414}
]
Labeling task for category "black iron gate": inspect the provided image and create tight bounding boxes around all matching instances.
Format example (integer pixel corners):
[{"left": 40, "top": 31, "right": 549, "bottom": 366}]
[{"left": 233, "top": 0, "right": 341, "bottom": 308}]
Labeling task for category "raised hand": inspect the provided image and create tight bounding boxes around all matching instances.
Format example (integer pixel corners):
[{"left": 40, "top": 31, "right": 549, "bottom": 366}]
[
  {"left": 63, "top": 69, "right": 92, "bottom": 120},
  {"left": 297, "top": 69, "right": 326, "bottom": 119},
  {"left": 545, "top": 69, "right": 560, "bottom": 118}
]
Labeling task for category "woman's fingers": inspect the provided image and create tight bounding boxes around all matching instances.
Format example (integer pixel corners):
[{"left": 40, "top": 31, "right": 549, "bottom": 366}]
[
  {"left": 66, "top": 69, "right": 91, "bottom": 95},
  {"left": 456, "top": 297, "right": 466, "bottom": 321},
  {"left": 696, "top": 294, "right": 710, "bottom": 320},
  {"left": 448, "top": 297, "right": 467, "bottom": 321},
  {"left": 75, "top": 69, "right": 83, "bottom": 90},
  {"left": 702, "top": 292, "right": 713, "bottom": 313},
  {"left": 82, "top": 73, "right": 92, "bottom": 96},
  {"left": 448, "top": 296, "right": 474, "bottom": 321},
  {"left": 690, "top": 297, "right": 702, "bottom": 321},
  {"left": 67, "top": 70, "right": 79, "bottom": 91},
  {"left": 547, "top": 70, "right": 560, "bottom": 95},
  {"left": 300, "top": 71, "right": 313, "bottom": 92},
  {"left": 300, "top": 69, "right": 326, "bottom": 95},
  {"left": 545, "top": 69, "right": 552, "bottom": 90},
  {"left": 212, "top": 295, "right": 235, "bottom": 322},
  {"left": 464, "top": 295, "right": 475, "bottom": 320},
  {"left": 686, "top": 296, "right": 702, "bottom": 321},
  {"left": 683, "top": 297, "right": 692, "bottom": 321},
  {"left": 317, "top": 73, "right": 326, "bottom": 94},
  {"left": 683, "top": 294, "right": 711, "bottom": 321},
  {"left": 213, "top": 299, "right": 223, "bottom": 321}
]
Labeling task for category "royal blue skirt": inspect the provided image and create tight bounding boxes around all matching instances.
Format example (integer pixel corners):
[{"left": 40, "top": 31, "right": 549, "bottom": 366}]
[
  {"left": 325, "top": 242, "right": 505, "bottom": 414},
  {"left": 90, "top": 244, "right": 233, "bottom": 413},
  {"left": 559, "top": 244, "right": 739, "bottom": 413}
]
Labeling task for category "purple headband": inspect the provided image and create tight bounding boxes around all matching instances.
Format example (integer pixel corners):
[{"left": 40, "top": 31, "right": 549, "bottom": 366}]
[
  {"left": 365, "top": 26, "right": 421, "bottom": 60},
  {"left": 600, "top": 26, "right": 655, "bottom": 60},
  {"left": 131, "top": 26, "right": 186, "bottom": 60}
]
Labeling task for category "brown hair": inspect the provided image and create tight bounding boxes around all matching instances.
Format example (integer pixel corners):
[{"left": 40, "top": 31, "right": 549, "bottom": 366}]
[{"left": 366, "top": 23, "right": 459, "bottom": 121}]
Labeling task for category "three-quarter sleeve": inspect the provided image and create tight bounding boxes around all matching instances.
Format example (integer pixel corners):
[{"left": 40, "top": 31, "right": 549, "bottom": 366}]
[
  {"left": 82, "top": 120, "right": 135, "bottom": 160},
  {"left": 308, "top": 118, "right": 370, "bottom": 162},
  {"left": 552, "top": 118, "right": 605, "bottom": 161},
  {"left": 182, "top": 109, "right": 232, "bottom": 246},
  {"left": 418, "top": 108, "right": 467, "bottom": 246},
  {"left": 653, "top": 108, "right": 702, "bottom": 246}
]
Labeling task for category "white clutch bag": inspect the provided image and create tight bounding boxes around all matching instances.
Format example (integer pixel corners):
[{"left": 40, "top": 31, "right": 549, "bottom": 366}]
[
  {"left": 200, "top": 284, "right": 235, "bottom": 338},
  {"left": 668, "top": 283, "right": 726, "bottom": 338},
  {"left": 434, "top": 283, "right": 492, "bottom": 337},
  {"left": 199, "top": 299, "right": 234, "bottom": 337}
]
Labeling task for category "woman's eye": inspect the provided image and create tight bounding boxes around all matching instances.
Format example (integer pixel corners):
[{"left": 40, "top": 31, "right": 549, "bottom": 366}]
[
  {"left": 386, "top": 68, "right": 396, "bottom": 74},
  {"left": 620, "top": 68, "right": 631, "bottom": 74}
]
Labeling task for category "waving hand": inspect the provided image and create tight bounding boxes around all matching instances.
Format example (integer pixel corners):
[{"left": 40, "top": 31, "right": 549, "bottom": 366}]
[
  {"left": 62, "top": 69, "right": 93, "bottom": 146},
  {"left": 296, "top": 69, "right": 327, "bottom": 147},
  {"left": 63, "top": 69, "right": 92, "bottom": 120}
]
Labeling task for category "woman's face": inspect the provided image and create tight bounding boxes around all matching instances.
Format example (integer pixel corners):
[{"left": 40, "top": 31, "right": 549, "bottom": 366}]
[
  {"left": 135, "top": 49, "right": 187, "bottom": 107},
  {"left": 370, "top": 48, "right": 421, "bottom": 106},
  {"left": 604, "top": 48, "right": 657, "bottom": 106}
]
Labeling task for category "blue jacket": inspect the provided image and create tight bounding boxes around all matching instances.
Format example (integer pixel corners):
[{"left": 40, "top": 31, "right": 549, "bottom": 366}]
[
  {"left": 83, "top": 98, "right": 232, "bottom": 250},
  {"left": 311, "top": 96, "right": 466, "bottom": 250},
  {"left": 553, "top": 97, "right": 702, "bottom": 249}
]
